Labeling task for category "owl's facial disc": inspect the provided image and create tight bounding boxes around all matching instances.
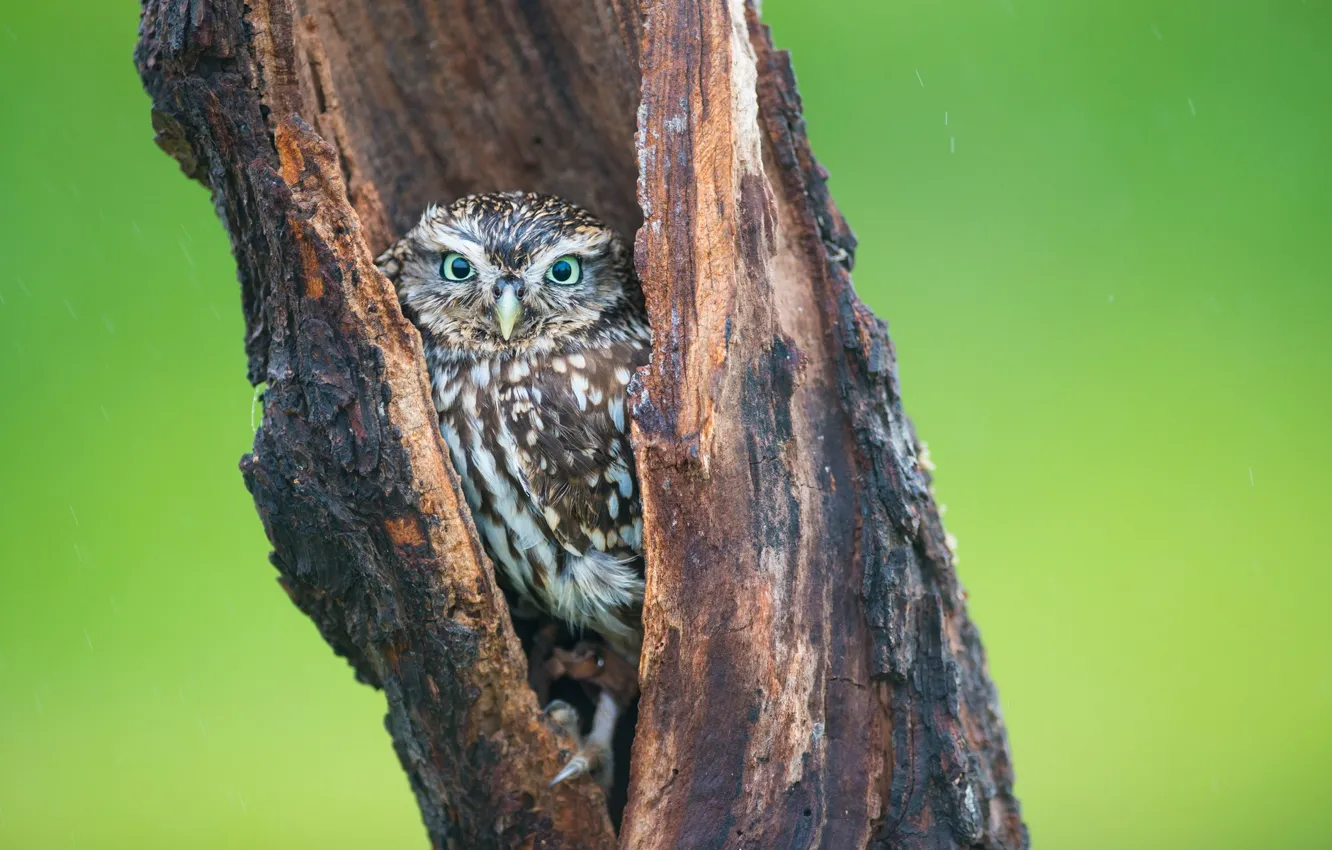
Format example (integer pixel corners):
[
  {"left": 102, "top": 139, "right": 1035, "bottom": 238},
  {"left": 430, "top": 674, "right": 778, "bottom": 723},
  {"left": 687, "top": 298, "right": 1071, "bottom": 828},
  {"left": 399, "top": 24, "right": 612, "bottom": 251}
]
[{"left": 395, "top": 194, "right": 633, "bottom": 353}]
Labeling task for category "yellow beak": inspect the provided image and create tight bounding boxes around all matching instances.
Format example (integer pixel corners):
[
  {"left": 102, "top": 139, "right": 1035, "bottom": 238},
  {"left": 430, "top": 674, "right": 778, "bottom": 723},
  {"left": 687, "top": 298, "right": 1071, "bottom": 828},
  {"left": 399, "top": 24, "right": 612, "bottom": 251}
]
[{"left": 495, "top": 285, "right": 522, "bottom": 340}]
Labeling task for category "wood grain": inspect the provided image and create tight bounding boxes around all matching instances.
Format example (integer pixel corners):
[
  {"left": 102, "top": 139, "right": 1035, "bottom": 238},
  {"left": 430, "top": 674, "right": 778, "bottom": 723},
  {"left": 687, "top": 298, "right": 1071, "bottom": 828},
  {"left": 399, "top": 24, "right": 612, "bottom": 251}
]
[{"left": 621, "top": 3, "right": 1025, "bottom": 843}]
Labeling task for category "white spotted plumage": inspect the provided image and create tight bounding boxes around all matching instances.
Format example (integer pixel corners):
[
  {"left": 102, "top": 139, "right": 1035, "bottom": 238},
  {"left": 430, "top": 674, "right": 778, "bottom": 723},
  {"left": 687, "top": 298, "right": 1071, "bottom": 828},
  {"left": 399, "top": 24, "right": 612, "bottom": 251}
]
[{"left": 376, "top": 192, "right": 650, "bottom": 661}]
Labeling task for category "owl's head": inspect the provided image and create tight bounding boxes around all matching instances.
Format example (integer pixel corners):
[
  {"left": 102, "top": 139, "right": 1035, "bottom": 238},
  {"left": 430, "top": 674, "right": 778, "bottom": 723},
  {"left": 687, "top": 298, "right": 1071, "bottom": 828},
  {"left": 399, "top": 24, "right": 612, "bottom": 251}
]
[{"left": 380, "top": 192, "right": 639, "bottom": 355}]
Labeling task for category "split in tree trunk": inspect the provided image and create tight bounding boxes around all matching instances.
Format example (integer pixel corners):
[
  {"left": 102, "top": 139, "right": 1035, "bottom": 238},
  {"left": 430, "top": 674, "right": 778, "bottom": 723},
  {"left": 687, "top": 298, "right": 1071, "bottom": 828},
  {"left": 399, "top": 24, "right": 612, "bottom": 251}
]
[{"left": 136, "top": 1, "right": 1027, "bottom": 847}]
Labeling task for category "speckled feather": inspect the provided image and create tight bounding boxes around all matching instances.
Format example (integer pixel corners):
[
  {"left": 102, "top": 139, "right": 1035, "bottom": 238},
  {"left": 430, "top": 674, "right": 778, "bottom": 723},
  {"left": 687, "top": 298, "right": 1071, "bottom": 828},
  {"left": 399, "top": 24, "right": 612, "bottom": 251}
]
[{"left": 376, "top": 193, "right": 650, "bottom": 659}]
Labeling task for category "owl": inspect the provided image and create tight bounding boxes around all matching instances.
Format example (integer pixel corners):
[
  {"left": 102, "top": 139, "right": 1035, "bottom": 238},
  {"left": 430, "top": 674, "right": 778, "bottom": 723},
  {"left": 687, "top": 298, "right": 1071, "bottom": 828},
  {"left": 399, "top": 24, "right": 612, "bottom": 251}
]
[{"left": 376, "top": 192, "right": 650, "bottom": 787}]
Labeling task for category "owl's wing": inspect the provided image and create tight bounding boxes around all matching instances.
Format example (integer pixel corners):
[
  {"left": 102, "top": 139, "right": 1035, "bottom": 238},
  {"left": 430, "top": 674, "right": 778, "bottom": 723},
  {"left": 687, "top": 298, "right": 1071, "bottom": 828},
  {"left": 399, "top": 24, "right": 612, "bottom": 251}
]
[{"left": 502, "top": 343, "right": 645, "bottom": 561}]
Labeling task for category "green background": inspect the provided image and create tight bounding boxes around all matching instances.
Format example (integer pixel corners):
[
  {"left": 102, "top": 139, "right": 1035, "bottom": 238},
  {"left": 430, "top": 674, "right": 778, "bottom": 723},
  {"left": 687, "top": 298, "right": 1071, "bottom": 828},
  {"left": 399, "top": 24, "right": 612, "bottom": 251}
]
[{"left": 1, "top": 1, "right": 1328, "bottom": 847}]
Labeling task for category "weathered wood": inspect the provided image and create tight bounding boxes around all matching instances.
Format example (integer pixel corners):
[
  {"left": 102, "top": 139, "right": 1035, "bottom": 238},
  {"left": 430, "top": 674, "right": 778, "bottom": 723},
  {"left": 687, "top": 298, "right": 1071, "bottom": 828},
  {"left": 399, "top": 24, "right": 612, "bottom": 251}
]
[
  {"left": 136, "top": 0, "right": 1026, "bottom": 847},
  {"left": 621, "top": 2, "right": 1025, "bottom": 844}
]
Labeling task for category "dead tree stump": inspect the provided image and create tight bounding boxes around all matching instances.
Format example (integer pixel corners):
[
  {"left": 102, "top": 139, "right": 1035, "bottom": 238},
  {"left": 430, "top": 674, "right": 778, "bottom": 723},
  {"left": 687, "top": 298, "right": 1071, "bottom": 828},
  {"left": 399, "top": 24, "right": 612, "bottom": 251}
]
[{"left": 136, "top": 1, "right": 1027, "bottom": 847}]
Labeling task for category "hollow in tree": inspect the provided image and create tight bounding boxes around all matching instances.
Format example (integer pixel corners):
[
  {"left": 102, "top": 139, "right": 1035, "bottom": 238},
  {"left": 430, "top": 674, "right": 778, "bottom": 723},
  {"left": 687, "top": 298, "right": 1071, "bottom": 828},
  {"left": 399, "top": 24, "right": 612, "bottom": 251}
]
[{"left": 135, "top": 0, "right": 1027, "bottom": 847}]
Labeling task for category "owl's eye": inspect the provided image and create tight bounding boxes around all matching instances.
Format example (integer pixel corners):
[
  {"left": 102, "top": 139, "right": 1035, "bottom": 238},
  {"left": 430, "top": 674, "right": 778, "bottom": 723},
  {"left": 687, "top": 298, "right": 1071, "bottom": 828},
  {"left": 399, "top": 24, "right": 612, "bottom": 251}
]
[
  {"left": 545, "top": 256, "right": 582, "bottom": 285},
  {"left": 441, "top": 253, "right": 475, "bottom": 281}
]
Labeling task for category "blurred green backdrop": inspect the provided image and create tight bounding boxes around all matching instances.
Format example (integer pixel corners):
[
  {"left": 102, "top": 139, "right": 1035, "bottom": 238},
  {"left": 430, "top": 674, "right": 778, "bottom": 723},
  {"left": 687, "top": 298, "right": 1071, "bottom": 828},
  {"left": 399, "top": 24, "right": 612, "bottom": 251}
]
[{"left": 1, "top": 1, "right": 1329, "bottom": 847}]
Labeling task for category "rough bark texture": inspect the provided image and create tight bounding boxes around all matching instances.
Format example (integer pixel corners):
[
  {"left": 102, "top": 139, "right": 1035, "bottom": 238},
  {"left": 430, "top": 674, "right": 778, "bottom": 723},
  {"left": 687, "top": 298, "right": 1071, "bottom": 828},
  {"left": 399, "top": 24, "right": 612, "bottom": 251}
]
[{"left": 136, "top": 1, "right": 1026, "bottom": 848}]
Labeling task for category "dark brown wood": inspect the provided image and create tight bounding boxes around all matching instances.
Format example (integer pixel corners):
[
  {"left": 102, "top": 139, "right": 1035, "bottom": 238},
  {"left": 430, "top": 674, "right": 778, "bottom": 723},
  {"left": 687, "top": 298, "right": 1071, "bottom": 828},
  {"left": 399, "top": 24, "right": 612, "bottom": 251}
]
[{"left": 136, "top": 0, "right": 1025, "bottom": 847}]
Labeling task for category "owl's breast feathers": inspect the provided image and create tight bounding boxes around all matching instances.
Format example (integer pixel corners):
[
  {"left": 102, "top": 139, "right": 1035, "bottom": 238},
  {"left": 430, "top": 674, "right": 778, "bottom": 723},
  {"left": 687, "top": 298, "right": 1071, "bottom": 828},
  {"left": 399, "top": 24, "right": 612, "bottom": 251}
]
[{"left": 425, "top": 321, "right": 650, "bottom": 656}]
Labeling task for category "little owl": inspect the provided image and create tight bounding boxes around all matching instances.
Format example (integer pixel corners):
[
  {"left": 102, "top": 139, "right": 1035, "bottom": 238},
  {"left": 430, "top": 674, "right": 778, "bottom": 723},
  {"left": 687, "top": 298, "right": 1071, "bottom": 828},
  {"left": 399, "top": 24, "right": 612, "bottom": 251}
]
[{"left": 376, "top": 192, "right": 649, "bottom": 788}]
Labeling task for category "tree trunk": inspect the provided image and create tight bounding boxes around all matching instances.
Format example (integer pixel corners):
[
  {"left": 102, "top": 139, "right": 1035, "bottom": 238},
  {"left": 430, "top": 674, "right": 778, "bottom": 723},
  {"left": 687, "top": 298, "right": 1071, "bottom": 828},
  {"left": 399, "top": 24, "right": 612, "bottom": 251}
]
[{"left": 135, "top": 1, "right": 1027, "bottom": 848}]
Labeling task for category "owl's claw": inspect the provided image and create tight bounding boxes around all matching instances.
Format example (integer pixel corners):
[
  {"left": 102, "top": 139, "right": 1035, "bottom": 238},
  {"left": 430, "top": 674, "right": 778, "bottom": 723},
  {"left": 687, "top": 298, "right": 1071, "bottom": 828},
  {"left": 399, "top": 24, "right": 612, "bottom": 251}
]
[
  {"left": 543, "top": 698, "right": 581, "bottom": 739},
  {"left": 545, "top": 690, "right": 620, "bottom": 789},
  {"left": 550, "top": 737, "right": 613, "bottom": 788},
  {"left": 550, "top": 752, "right": 594, "bottom": 787},
  {"left": 542, "top": 699, "right": 602, "bottom": 786}
]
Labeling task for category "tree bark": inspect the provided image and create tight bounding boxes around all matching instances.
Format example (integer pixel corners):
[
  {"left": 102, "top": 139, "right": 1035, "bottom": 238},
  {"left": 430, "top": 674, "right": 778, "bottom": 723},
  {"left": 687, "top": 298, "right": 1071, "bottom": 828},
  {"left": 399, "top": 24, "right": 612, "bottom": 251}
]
[{"left": 136, "top": 1, "right": 1026, "bottom": 848}]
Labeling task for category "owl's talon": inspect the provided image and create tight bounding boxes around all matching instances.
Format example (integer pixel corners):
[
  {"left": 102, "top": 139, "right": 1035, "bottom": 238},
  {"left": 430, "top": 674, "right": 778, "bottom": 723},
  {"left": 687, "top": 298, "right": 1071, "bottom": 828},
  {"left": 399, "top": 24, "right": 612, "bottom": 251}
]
[
  {"left": 550, "top": 738, "right": 613, "bottom": 788},
  {"left": 544, "top": 698, "right": 605, "bottom": 787},
  {"left": 548, "top": 689, "right": 619, "bottom": 789},
  {"left": 550, "top": 753, "right": 594, "bottom": 787},
  {"left": 543, "top": 698, "right": 581, "bottom": 740}
]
